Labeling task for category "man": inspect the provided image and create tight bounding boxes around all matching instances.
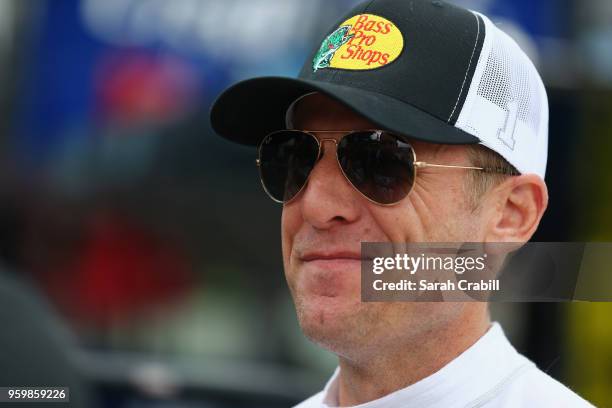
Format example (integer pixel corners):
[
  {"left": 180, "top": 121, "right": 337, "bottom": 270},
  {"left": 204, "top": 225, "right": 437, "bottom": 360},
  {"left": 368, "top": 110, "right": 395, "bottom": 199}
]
[{"left": 210, "top": 0, "right": 594, "bottom": 406}]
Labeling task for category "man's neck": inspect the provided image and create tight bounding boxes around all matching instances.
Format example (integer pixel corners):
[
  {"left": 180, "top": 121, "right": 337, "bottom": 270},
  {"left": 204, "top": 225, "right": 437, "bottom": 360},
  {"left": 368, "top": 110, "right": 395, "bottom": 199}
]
[{"left": 336, "top": 311, "right": 491, "bottom": 407}]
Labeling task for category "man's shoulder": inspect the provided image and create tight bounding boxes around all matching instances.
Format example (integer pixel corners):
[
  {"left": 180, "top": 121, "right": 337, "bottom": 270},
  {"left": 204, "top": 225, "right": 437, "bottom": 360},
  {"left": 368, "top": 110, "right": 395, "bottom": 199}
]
[{"left": 487, "top": 361, "right": 594, "bottom": 407}]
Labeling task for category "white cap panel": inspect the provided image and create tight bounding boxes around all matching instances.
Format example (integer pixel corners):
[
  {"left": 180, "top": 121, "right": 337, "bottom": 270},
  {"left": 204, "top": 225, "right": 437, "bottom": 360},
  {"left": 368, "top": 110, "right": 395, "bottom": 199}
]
[{"left": 456, "top": 12, "right": 549, "bottom": 179}]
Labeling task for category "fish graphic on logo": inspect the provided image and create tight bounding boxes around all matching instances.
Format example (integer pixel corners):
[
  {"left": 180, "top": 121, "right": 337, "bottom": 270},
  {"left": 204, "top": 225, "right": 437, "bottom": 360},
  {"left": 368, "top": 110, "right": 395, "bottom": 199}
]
[{"left": 312, "top": 25, "right": 354, "bottom": 72}]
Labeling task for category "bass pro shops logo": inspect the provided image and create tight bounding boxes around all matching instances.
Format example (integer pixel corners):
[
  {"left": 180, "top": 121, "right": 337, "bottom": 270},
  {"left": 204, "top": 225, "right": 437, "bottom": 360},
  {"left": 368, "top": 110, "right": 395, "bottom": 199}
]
[{"left": 312, "top": 14, "right": 404, "bottom": 72}]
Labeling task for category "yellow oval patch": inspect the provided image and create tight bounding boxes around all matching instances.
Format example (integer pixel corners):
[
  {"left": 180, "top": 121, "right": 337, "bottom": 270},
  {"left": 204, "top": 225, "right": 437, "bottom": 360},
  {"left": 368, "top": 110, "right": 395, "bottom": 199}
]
[{"left": 314, "top": 14, "right": 404, "bottom": 72}]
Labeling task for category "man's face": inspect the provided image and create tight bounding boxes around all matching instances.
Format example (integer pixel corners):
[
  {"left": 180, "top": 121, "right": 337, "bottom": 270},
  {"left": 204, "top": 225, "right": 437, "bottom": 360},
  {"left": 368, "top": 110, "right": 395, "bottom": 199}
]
[{"left": 281, "top": 93, "right": 487, "bottom": 358}]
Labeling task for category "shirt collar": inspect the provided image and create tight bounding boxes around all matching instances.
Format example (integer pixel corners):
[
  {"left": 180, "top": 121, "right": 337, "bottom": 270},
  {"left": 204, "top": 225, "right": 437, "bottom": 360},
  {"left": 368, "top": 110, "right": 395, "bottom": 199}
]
[{"left": 319, "top": 322, "right": 533, "bottom": 408}]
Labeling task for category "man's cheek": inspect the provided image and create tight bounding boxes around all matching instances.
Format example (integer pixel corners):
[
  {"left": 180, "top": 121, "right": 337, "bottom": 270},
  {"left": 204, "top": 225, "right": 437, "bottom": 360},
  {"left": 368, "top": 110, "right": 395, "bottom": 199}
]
[
  {"left": 281, "top": 207, "right": 301, "bottom": 280},
  {"left": 281, "top": 208, "right": 295, "bottom": 256},
  {"left": 370, "top": 203, "right": 422, "bottom": 243}
]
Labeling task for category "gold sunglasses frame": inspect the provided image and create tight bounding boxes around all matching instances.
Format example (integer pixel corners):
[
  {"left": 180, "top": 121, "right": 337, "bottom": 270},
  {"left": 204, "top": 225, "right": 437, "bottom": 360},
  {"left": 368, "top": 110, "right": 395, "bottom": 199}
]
[{"left": 255, "top": 129, "right": 516, "bottom": 206}]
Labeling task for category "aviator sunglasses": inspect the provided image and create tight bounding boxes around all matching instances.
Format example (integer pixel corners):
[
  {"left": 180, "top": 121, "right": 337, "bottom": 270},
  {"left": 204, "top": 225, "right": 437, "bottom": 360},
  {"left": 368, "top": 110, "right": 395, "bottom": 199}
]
[{"left": 256, "top": 129, "right": 517, "bottom": 206}]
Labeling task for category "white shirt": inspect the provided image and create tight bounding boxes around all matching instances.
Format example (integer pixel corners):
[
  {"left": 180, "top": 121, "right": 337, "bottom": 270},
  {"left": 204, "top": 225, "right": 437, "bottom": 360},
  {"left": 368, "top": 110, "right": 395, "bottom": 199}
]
[{"left": 295, "top": 322, "right": 594, "bottom": 408}]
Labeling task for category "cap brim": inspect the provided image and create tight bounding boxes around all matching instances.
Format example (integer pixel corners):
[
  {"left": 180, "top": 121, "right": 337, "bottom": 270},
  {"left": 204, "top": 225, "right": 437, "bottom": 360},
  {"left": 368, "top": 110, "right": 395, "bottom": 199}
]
[{"left": 210, "top": 76, "right": 479, "bottom": 146}]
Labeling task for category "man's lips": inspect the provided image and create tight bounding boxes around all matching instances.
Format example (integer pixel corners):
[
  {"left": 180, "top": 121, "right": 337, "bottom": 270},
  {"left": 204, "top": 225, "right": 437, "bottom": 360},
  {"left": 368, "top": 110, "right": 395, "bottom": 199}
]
[{"left": 300, "top": 251, "right": 365, "bottom": 262}]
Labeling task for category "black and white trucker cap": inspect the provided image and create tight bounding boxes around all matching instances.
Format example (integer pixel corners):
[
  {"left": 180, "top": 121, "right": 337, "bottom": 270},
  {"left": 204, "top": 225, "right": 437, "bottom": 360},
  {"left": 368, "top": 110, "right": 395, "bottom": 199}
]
[{"left": 210, "top": 0, "right": 549, "bottom": 178}]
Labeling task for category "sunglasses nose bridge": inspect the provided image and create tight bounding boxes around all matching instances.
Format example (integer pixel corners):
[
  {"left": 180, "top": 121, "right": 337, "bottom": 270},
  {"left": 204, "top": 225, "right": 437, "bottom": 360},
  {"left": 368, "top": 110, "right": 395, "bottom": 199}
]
[
  {"left": 315, "top": 138, "right": 356, "bottom": 194},
  {"left": 316, "top": 138, "right": 339, "bottom": 160},
  {"left": 319, "top": 138, "right": 338, "bottom": 145}
]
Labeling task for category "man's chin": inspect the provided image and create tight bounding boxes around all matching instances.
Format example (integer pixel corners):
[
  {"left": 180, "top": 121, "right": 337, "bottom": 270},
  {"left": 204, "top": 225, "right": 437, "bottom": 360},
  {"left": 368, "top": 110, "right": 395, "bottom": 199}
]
[{"left": 295, "top": 295, "right": 365, "bottom": 348}]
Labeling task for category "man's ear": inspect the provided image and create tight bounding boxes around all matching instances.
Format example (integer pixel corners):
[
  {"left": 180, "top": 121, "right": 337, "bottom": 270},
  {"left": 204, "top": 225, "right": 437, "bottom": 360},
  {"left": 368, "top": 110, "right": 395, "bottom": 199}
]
[{"left": 483, "top": 174, "right": 549, "bottom": 242}]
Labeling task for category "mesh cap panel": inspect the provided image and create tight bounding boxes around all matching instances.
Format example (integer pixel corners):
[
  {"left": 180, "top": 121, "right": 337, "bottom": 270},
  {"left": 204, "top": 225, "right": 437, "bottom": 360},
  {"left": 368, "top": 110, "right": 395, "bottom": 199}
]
[{"left": 456, "top": 13, "right": 549, "bottom": 179}]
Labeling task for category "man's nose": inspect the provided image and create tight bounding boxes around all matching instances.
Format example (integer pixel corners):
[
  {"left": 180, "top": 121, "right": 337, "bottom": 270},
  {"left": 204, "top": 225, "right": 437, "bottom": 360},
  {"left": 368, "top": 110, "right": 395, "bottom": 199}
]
[{"left": 297, "top": 139, "right": 361, "bottom": 230}]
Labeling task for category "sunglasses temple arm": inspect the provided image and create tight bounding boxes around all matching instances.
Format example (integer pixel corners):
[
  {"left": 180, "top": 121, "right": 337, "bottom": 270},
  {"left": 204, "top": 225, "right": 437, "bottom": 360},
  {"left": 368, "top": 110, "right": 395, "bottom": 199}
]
[
  {"left": 414, "top": 161, "right": 519, "bottom": 175},
  {"left": 414, "top": 161, "right": 484, "bottom": 171}
]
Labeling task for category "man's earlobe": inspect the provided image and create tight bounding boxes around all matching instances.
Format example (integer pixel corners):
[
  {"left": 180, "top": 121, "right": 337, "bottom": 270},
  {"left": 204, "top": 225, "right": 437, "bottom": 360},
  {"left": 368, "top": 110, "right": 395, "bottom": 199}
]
[{"left": 485, "top": 174, "right": 549, "bottom": 242}]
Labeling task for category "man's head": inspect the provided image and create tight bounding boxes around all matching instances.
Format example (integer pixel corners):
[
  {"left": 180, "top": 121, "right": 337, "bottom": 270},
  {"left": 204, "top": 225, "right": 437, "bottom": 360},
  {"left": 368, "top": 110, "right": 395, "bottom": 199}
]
[
  {"left": 210, "top": 0, "right": 549, "bottom": 360},
  {"left": 279, "top": 92, "right": 547, "bottom": 359}
]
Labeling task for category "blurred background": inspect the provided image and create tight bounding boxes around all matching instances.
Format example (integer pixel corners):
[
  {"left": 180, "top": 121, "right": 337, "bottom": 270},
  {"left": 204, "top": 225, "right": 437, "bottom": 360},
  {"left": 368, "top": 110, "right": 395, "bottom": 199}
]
[{"left": 0, "top": 0, "right": 610, "bottom": 407}]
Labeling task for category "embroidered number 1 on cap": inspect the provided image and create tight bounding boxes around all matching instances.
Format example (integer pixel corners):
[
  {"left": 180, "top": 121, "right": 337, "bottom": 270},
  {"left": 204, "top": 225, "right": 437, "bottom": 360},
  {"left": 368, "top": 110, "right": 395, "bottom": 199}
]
[{"left": 312, "top": 14, "right": 404, "bottom": 72}]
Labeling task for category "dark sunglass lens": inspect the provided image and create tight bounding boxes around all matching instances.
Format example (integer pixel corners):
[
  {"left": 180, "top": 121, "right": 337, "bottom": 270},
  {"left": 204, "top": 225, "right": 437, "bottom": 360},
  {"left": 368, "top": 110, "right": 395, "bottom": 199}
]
[
  {"left": 338, "top": 131, "right": 415, "bottom": 204},
  {"left": 258, "top": 131, "right": 319, "bottom": 202}
]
